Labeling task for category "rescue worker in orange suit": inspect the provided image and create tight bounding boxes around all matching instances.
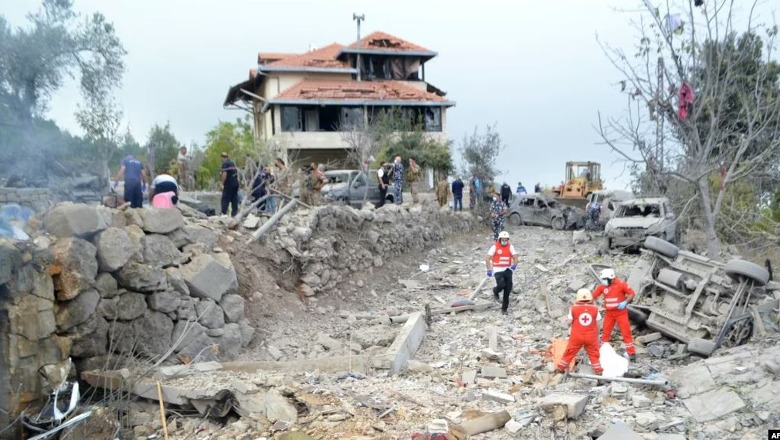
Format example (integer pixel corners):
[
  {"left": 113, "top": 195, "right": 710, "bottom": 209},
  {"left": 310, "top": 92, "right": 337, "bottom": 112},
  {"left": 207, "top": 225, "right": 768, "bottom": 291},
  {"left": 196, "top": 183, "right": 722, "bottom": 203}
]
[
  {"left": 557, "top": 288, "right": 603, "bottom": 375},
  {"left": 593, "top": 268, "right": 637, "bottom": 361},
  {"left": 485, "top": 231, "right": 519, "bottom": 315}
]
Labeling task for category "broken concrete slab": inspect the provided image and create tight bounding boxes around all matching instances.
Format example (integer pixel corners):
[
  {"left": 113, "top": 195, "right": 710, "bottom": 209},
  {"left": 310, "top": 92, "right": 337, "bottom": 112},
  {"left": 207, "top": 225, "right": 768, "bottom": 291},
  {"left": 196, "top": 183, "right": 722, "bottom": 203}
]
[
  {"left": 480, "top": 366, "right": 507, "bottom": 379},
  {"left": 635, "top": 332, "right": 663, "bottom": 345},
  {"left": 221, "top": 356, "right": 371, "bottom": 375},
  {"left": 538, "top": 393, "right": 588, "bottom": 419},
  {"left": 385, "top": 311, "right": 426, "bottom": 375},
  {"left": 482, "top": 389, "right": 515, "bottom": 404},
  {"left": 452, "top": 410, "right": 511, "bottom": 436},
  {"left": 634, "top": 411, "right": 660, "bottom": 431},
  {"left": 682, "top": 389, "right": 746, "bottom": 422},
  {"left": 462, "top": 370, "right": 477, "bottom": 385},
  {"left": 485, "top": 325, "right": 498, "bottom": 351},
  {"left": 241, "top": 214, "right": 261, "bottom": 229},
  {"left": 597, "top": 421, "right": 642, "bottom": 440},
  {"left": 670, "top": 363, "right": 716, "bottom": 397}
]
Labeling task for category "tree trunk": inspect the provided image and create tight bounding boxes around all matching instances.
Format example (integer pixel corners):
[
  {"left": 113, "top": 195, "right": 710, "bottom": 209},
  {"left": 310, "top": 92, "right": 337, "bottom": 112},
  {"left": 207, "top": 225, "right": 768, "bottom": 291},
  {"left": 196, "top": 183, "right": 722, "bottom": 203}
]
[{"left": 697, "top": 179, "right": 720, "bottom": 256}]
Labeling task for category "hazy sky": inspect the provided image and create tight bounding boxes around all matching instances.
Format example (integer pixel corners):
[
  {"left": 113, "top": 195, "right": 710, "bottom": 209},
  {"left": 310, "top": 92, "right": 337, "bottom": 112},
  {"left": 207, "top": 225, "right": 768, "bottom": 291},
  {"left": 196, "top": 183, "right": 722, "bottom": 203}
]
[{"left": 3, "top": 0, "right": 734, "bottom": 190}]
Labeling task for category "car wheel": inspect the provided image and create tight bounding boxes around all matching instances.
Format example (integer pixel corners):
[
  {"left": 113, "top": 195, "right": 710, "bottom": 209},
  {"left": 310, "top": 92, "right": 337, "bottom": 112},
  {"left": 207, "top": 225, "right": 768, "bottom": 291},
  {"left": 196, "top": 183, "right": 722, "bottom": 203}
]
[
  {"left": 724, "top": 259, "right": 770, "bottom": 286},
  {"left": 337, "top": 197, "right": 349, "bottom": 206},
  {"left": 643, "top": 236, "right": 679, "bottom": 258},
  {"left": 386, "top": 195, "right": 394, "bottom": 204},
  {"left": 627, "top": 306, "right": 648, "bottom": 326},
  {"left": 509, "top": 213, "right": 522, "bottom": 226},
  {"left": 602, "top": 236, "right": 612, "bottom": 252},
  {"left": 551, "top": 216, "right": 565, "bottom": 230}
]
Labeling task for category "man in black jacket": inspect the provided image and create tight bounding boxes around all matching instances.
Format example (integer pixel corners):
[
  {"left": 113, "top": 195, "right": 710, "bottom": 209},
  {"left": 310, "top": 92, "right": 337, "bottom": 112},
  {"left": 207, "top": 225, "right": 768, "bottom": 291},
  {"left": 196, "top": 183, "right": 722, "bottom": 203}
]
[
  {"left": 376, "top": 163, "right": 390, "bottom": 208},
  {"left": 500, "top": 182, "right": 512, "bottom": 206}
]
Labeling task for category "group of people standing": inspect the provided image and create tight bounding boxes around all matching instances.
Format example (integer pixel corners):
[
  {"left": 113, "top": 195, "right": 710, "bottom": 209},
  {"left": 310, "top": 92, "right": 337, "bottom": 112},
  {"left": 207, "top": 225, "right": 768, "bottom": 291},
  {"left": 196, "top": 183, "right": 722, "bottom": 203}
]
[
  {"left": 376, "top": 156, "right": 421, "bottom": 208},
  {"left": 219, "top": 153, "right": 291, "bottom": 217}
]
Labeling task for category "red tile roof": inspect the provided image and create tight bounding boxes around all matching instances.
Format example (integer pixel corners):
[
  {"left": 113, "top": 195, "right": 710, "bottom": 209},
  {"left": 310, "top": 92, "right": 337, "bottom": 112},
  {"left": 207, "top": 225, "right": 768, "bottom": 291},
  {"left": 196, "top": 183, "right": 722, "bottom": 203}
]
[
  {"left": 258, "top": 52, "right": 297, "bottom": 63},
  {"left": 273, "top": 79, "right": 448, "bottom": 103},
  {"left": 346, "top": 31, "right": 432, "bottom": 53},
  {"left": 265, "top": 43, "right": 349, "bottom": 69}
]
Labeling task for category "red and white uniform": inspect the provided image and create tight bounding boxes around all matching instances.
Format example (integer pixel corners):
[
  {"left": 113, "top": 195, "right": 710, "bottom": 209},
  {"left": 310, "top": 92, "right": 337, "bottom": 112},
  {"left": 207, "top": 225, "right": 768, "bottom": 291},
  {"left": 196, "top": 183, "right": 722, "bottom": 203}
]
[
  {"left": 487, "top": 242, "right": 517, "bottom": 272},
  {"left": 558, "top": 303, "right": 603, "bottom": 374},
  {"left": 593, "top": 278, "right": 636, "bottom": 355}
]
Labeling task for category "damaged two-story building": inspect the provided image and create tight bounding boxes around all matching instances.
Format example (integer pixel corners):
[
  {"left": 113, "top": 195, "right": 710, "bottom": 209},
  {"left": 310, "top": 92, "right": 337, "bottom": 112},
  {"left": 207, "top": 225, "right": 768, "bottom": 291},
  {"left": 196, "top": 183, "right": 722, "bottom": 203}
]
[{"left": 223, "top": 31, "right": 455, "bottom": 166}]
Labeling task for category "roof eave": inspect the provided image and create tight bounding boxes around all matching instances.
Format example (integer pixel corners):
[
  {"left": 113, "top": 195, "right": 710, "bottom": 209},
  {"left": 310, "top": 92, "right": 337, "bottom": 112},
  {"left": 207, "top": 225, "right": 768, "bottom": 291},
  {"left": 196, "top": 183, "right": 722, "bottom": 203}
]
[
  {"left": 259, "top": 66, "right": 358, "bottom": 74},
  {"left": 337, "top": 48, "right": 438, "bottom": 59},
  {"left": 269, "top": 99, "right": 455, "bottom": 107}
]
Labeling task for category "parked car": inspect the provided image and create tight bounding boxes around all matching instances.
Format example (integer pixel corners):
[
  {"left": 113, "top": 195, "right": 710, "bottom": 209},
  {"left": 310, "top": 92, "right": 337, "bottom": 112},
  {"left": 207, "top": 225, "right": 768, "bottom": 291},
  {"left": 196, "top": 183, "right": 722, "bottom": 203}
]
[
  {"left": 604, "top": 197, "right": 676, "bottom": 250},
  {"left": 507, "top": 193, "right": 584, "bottom": 229},
  {"left": 321, "top": 170, "right": 395, "bottom": 208},
  {"left": 586, "top": 189, "right": 635, "bottom": 228},
  {"left": 291, "top": 169, "right": 359, "bottom": 200},
  {"left": 589, "top": 236, "right": 775, "bottom": 357}
]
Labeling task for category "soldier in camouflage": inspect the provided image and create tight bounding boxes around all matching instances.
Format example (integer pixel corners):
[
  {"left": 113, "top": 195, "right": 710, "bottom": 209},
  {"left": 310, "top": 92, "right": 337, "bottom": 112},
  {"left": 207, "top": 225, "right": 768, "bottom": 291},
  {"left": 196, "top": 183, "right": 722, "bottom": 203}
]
[
  {"left": 489, "top": 190, "right": 508, "bottom": 240},
  {"left": 392, "top": 156, "right": 404, "bottom": 205}
]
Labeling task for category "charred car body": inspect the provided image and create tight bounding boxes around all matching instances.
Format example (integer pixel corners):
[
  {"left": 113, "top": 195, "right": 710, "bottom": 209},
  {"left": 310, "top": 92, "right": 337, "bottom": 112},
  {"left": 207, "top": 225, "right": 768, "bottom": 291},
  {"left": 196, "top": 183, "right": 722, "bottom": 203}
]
[
  {"left": 507, "top": 193, "right": 584, "bottom": 230},
  {"left": 595, "top": 236, "right": 775, "bottom": 357},
  {"left": 604, "top": 197, "right": 677, "bottom": 250}
]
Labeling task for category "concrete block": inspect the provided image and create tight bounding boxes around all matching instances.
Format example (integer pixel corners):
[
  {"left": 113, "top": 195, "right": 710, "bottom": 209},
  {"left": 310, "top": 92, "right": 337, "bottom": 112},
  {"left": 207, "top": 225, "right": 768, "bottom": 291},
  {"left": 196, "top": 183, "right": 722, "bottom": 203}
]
[
  {"left": 480, "top": 366, "right": 507, "bottom": 379},
  {"left": 682, "top": 389, "right": 745, "bottom": 422},
  {"left": 504, "top": 419, "right": 524, "bottom": 437},
  {"left": 634, "top": 411, "right": 659, "bottom": 431},
  {"left": 462, "top": 370, "right": 477, "bottom": 385},
  {"left": 597, "top": 421, "right": 643, "bottom": 440},
  {"left": 385, "top": 311, "right": 426, "bottom": 375},
  {"left": 482, "top": 389, "right": 515, "bottom": 404},
  {"left": 538, "top": 393, "right": 588, "bottom": 419},
  {"left": 635, "top": 332, "right": 662, "bottom": 345}
]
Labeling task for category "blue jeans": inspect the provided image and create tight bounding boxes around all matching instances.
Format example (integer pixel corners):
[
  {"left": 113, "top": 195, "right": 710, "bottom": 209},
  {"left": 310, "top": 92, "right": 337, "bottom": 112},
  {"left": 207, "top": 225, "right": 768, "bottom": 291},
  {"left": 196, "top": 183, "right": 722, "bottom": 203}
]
[{"left": 454, "top": 194, "right": 463, "bottom": 211}]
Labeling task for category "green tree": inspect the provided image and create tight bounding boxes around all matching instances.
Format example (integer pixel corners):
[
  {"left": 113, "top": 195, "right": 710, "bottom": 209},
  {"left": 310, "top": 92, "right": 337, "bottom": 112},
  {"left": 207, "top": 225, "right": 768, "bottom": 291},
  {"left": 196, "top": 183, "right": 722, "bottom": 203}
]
[
  {"left": 75, "top": 93, "right": 122, "bottom": 189},
  {"left": 0, "top": 0, "right": 126, "bottom": 123},
  {"left": 459, "top": 124, "right": 505, "bottom": 185},
  {"left": 144, "top": 122, "right": 180, "bottom": 176},
  {"left": 200, "top": 117, "right": 256, "bottom": 188}
]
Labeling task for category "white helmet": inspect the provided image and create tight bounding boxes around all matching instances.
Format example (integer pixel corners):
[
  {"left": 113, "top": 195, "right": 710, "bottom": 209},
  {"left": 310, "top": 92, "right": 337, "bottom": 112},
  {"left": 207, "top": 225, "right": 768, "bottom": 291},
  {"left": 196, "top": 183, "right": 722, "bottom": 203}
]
[
  {"left": 599, "top": 268, "right": 616, "bottom": 280},
  {"left": 498, "top": 231, "right": 510, "bottom": 240},
  {"left": 576, "top": 288, "right": 593, "bottom": 302}
]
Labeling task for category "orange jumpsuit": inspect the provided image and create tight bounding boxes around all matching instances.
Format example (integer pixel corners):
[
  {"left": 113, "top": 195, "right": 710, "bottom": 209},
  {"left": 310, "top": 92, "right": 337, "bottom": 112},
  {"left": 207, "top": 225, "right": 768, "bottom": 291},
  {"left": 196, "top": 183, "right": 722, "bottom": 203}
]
[
  {"left": 593, "top": 278, "right": 636, "bottom": 355},
  {"left": 558, "top": 303, "right": 603, "bottom": 374}
]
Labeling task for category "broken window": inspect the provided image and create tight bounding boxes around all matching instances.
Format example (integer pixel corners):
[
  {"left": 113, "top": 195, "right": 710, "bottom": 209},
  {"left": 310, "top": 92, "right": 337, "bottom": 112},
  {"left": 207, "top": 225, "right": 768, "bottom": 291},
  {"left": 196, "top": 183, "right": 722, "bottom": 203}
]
[
  {"left": 319, "top": 106, "right": 340, "bottom": 131},
  {"left": 281, "top": 106, "right": 303, "bottom": 132},
  {"left": 340, "top": 107, "right": 364, "bottom": 129},
  {"left": 423, "top": 107, "right": 441, "bottom": 132}
]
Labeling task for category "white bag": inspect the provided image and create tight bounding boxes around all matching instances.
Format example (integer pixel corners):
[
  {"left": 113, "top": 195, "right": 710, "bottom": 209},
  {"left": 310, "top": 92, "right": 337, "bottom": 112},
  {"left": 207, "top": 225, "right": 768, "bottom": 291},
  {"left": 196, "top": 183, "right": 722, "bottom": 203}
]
[{"left": 599, "top": 342, "right": 629, "bottom": 378}]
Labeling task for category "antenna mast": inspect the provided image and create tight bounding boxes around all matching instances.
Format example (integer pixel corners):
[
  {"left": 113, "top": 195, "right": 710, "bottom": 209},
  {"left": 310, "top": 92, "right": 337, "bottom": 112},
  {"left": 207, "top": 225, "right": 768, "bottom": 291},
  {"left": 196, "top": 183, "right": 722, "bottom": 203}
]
[{"left": 353, "top": 13, "right": 365, "bottom": 81}]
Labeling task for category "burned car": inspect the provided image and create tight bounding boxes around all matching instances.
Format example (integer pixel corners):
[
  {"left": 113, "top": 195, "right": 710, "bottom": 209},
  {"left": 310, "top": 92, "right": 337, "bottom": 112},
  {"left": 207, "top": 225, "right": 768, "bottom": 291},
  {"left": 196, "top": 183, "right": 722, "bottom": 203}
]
[
  {"left": 321, "top": 170, "right": 395, "bottom": 208},
  {"left": 507, "top": 193, "right": 584, "bottom": 229},
  {"left": 604, "top": 197, "right": 676, "bottom": 250},
  {"left": 594, "top": 236, "right": 774, "bottom": 357}
]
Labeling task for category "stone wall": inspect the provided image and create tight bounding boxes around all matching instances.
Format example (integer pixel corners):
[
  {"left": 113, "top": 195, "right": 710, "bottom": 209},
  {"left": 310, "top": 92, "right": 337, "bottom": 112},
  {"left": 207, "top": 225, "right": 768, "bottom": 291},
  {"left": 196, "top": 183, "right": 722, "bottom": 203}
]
[
  {"left": 0, "top": 203, "right": 253, "bottom": 437},
  {"left": 0, "top": 187, "right": 52, "bottom": 211},
  {"left": 266, "top": 203, "right": 479, "bottom": 296}
]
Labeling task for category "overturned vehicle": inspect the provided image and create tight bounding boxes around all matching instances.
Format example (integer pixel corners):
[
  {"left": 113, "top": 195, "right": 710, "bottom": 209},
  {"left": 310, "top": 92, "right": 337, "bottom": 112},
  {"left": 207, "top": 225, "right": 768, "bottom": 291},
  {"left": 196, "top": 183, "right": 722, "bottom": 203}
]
[{"left": 593, "top": 237, "right": 776, "bottom": 357}]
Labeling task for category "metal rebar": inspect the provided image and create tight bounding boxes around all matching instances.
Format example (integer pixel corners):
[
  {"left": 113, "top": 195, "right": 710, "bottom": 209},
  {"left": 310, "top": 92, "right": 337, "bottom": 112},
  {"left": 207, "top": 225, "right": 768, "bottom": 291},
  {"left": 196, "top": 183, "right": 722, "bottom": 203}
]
[{"left": 567, "top": 372, "right": 669, "bottom": 387}]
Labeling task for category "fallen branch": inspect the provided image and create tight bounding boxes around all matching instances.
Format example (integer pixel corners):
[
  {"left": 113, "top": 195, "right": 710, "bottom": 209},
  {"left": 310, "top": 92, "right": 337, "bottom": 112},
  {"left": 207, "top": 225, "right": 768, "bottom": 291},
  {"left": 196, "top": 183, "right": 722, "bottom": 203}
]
[
  {"left": 156, "top": 381, "right": 170, "bottom": 440},
  {"left": 228, "top": 195, "right": 270, "bottom": 229},
  {"left": 269, "top": 187, "right": 312, "bottom": 209},
  {"left": 246, "top": 199, "right": 299, "bottom": 243}
]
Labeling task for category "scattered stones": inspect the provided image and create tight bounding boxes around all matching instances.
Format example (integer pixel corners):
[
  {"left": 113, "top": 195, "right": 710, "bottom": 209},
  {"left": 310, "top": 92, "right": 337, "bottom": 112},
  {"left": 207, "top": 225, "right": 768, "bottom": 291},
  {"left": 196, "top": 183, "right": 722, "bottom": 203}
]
[
  {"left": 538, "top": 393, "right": 588, "bottom": 419},
  {"left": 480, "top": 366, "right": 507, "bottom": 379},
  {"left": 482, "top": 389, "right": 515, "bottom": 404},
  {"left": 138, "top": 207, "right": 184, "bottom": 234}
]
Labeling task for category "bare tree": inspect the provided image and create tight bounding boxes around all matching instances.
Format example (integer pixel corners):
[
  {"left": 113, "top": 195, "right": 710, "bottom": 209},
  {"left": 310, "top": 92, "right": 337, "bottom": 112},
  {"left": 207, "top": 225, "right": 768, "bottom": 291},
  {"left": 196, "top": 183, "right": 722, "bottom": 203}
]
[
  {"left": 339, "top": 114, "right": 383, "bottom": 205},
  {"left": 597, "top": 0, "right": 780, "bottom": 256}
]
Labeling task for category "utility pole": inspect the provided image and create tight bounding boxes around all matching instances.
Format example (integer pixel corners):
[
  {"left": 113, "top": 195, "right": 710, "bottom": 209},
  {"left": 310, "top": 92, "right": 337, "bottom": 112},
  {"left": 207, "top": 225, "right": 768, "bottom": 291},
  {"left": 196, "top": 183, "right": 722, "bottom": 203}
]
[
  {"left": 353, "top": 13, "right": 365, "bottom": 81},
  {"left": 655, "top": 56, "right": 665, "bottom": 194}
]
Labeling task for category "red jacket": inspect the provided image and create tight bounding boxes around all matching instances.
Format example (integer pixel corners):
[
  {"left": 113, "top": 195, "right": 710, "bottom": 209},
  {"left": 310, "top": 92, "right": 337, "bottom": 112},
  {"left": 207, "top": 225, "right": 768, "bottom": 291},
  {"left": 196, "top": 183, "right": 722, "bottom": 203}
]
[
  {"left": 593, "top": 278, "right": 635, "bottom": 311},
  {"left": 490, "top": 242, "right": 513, "bottom": 268},
  {"left": 569, "top": 303, "right": 600, "bottom": 338}
]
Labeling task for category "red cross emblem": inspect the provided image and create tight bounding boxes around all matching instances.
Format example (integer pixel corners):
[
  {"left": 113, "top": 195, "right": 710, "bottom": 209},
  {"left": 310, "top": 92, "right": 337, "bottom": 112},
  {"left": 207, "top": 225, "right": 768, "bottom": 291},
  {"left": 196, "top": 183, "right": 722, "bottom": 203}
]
[{"left": 578, "top": 313, "right": 593, "bottom": 326}]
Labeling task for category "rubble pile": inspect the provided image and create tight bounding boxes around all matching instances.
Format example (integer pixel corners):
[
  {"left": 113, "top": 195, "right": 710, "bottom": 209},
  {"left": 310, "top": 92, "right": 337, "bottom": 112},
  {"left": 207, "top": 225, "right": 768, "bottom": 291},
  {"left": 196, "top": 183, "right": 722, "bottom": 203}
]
[{"left": 86, "top": 226, "right": 780, "bottom": 439}]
